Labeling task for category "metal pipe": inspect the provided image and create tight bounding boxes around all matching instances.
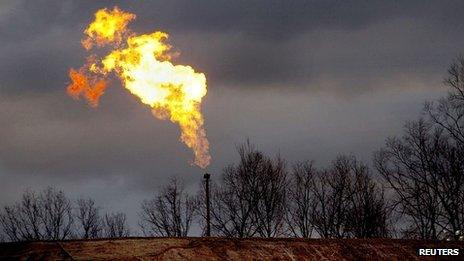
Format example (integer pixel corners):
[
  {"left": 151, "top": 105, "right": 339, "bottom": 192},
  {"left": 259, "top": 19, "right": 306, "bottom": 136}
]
[{"left": 204, "top": 173, "right": 211, "bottom": 237}]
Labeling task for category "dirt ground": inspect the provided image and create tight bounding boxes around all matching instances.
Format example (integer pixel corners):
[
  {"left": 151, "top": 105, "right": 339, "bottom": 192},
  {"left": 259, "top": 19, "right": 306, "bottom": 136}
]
[{"left": 1, "top": 237, "right": 463, "bottom": 260}]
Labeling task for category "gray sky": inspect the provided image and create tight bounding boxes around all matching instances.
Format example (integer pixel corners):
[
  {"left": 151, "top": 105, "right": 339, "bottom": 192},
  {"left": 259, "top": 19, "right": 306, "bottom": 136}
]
[{"left": 0, "top": 0, "right": 463, "bottom": 233}]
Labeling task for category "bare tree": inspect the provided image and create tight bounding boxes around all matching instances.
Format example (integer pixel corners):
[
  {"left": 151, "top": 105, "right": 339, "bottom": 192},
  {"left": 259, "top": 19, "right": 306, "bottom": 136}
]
[
  {"left": 253, "top": 154, "right": 288, "bottom": 238},
  {"left": 345, "top": 161, "right": 390, "bottom": 238},
  {"left": 0, "top": 187, "right": 74, "bottom": 241},
  {"left": 425, "top": 56, "right": 464, "bottom": 144},
  {"left": 39, "top": 187, "right": 74, "bottom": 240},
  {"left": 104, "top": 212, "right": 129, "bottom": 238},
  {"left": 310, "top": 156, "right": 389, "bottom": 238},
  {"left": 422, "top": 56, "right": 464, "bottom": 239},
  {"left": 76, "top": 198, "right": 102, "bottom": 239},
  {"left": 0, "top": 188, "right": 135, "bottom": 241},
  {"left": 0, "top": 190, "right": 42, "bottom": 241},
  {"left": 375, "top": 121, "right": 441, "bottom": 239},
  {"left": 286, "top": 161, "right": 317, "bottom": 238},
  {"left": 310, "top": 156, "right": 353, "bottom": 238},
  {"left": 375, "top": 119, "right": 464, "bottom": 239},
  {"left": 139, "top": 178, "right": 195, "bottom": 237},
  {"left": 207, "top": 142, "right": 264, "bottom": 237},
  {"left": 199, "top": 141, "right": 288, "bottom": 238},
  {"left": 204, "top": 141, "right": 288, "bottom": 238}
]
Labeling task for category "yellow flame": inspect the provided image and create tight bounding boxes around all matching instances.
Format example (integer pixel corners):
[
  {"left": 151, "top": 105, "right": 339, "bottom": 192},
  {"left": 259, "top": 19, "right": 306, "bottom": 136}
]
[
  {"left": 82, "top": 7, "right": 135, "bottom": 50},
  {"left": 67, "top": 7, "right": 211, "bottom": 169}
]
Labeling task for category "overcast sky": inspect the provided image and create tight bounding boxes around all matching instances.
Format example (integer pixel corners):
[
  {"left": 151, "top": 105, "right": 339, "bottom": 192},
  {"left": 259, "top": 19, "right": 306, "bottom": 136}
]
[{"left": 1, "top": 0, "right": 463, "bottom": 233}]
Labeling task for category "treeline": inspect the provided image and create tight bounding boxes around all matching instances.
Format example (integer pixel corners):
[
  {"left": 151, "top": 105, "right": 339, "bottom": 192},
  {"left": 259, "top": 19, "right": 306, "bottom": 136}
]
[
  {"left": 0, "top": 187, "right": 129, "bottom": 241},
  {"left": 2, "top": 56, "right": 464, "bottom": 242},
  {"left": 195, "top": 146, "right": 390, "bottom": 239},
  {"left": 374, "top": 57, "right": 464, "bottom": 240},
  {"left": 0, "top": 152, "right": 389, "bottom": 242}
]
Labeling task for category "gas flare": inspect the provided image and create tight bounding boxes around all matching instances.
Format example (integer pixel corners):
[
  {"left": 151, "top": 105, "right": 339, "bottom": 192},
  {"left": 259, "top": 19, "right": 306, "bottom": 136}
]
[{"left": 67, "top": 7, "right": 211, "bottom": 168}]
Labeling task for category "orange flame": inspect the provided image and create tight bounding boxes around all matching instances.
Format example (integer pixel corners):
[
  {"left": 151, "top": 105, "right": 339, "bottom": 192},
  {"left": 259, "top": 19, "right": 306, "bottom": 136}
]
[
  {"left": 67, "top": 68, "right": 107, "bottom": 107},
  {"left": 67, "top": 7, "right": 211, "bottom": 169},
  {"left": 81, "top": 7, "right": 135, "bottom": 50}
]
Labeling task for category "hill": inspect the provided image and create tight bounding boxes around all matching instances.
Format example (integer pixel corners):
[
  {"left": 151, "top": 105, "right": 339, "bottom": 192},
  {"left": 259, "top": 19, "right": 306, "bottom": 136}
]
[{"left": 0, "top": 237, "right": 463, "bottom": 260}]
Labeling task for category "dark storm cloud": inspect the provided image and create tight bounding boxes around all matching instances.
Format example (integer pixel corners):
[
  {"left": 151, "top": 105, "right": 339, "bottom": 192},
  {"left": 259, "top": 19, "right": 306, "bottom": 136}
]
[
  {"left": 2, "top": 0, "right": 464, "bottom": 93},
  {"left": 0, "top": 88, "right": 201, "bottom": 181},
  {"left": 1, "top": 0, "right": 463, "bottom": 229}
]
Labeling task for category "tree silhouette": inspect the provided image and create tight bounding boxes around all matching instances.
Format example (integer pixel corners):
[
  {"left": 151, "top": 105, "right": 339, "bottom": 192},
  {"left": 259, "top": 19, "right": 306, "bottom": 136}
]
[{"left": 139, "top": 178, "right": 195, "bottom": 237}]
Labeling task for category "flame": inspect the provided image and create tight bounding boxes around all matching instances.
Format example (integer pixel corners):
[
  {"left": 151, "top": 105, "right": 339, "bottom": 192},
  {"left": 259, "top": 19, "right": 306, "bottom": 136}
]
[
  {"left": 81, "top": 7, "right": 135, "bottom": 50},
  {"left": 67, "top": 68, "right": 107, "bottom": 107},
  {"left": 67, "top": 7, "right": 211, "bottom": 169}
]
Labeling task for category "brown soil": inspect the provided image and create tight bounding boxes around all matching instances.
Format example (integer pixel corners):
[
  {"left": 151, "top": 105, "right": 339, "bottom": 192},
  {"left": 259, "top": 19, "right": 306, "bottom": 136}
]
[{"left": 1, "top": 237, "right": 463, "bottom": 260}]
